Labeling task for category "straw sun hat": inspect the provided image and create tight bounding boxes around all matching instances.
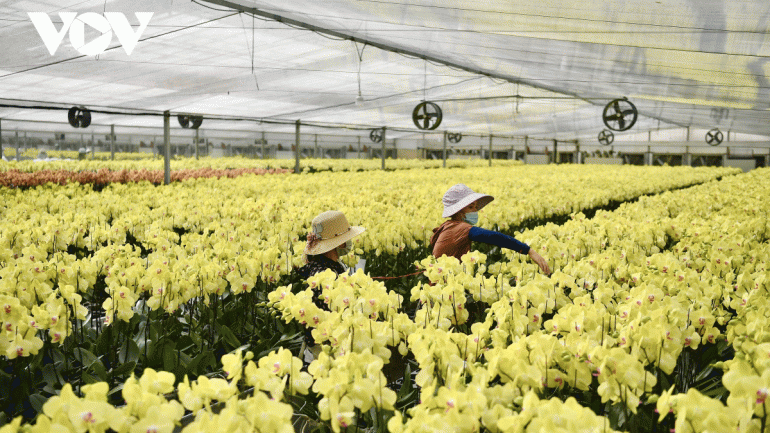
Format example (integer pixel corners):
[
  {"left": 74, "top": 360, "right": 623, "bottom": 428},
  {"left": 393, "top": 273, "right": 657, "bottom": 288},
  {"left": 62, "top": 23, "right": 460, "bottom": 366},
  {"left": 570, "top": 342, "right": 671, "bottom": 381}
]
[
  {"left": 441, "top": 184, "right": 494, "bottom": 218},
  {"left": 304, "top": 210, "right": 365, "bottom": 255}
]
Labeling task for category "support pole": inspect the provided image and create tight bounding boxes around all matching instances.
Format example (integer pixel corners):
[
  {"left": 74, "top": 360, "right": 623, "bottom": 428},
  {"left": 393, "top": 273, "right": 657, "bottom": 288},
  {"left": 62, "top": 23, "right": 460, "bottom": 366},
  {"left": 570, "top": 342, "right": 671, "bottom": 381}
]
[
  {"left": 357, "top": 136, "right": 361, "bottom": 159},
  {"left": 163, "top": 111, "right": 171, "bottom": 185},
  {"left": 314, "top": 134, "right": 318, "bottom": 158},
  {"left": 442, "top": 130, "right": 447, "bottom": 168},
  {"left": 261, "top": 131, "right": 266, "bottom": 159},
  {"left": 489, "top": 134, "right": 493, "bottom": 166},
  {"left": 524, "top": 135, "right": 529, "bottom": 164},
  {"left": 0, "top": 119, "right": 3, "bottom": 160},
  {"left": 195, "top": 128, "right": 199, "bottom": 160},
  {"left": 576, "top": 142, "right": 581, "bottom": 164},
  {"left": 91, "top": 132, "right": 95, "bottom": 159},
  {"left": 294, "top": 120, "right": 301, "bottom": 173},
  {"left": 553, "top": 139, "right": 558, "bottom": 164},
  {"left": 16, "top": 131, "right": 20, "bottom": 161},
  {"left": 380, "top": 127, "right": 387, "bottom": 170},
  {"left": 110, "top": 125, "right": 115, "bottom": 160}
]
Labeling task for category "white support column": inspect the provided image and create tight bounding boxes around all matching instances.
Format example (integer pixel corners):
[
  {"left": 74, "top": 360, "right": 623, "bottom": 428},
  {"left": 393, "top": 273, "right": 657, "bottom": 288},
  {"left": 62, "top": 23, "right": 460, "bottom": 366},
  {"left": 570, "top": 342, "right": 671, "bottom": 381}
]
[{"left": 110, "top": 125, "right": 115, "bottom": 160}]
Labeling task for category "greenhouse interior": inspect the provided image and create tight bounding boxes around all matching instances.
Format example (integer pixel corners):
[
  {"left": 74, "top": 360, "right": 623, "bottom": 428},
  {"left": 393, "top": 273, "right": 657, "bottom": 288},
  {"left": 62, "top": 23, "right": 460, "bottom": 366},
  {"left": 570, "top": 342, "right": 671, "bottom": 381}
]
[{"left": 1, "top": 0, "right": 769, "bottom": 432}]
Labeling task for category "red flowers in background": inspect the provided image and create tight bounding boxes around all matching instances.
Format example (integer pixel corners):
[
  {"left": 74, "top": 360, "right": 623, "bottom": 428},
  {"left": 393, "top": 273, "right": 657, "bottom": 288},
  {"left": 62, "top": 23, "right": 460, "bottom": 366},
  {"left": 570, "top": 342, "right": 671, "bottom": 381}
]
[{"left": 0, "top": 167, "right": 292, "bottom": 188}]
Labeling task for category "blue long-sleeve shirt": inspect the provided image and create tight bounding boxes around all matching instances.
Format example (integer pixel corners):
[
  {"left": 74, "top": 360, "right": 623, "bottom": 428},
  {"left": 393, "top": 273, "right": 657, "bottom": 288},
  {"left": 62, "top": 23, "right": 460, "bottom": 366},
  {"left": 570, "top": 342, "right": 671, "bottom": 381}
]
[{"left": 468, "top": 226, "right": 530, "bottom": 255}]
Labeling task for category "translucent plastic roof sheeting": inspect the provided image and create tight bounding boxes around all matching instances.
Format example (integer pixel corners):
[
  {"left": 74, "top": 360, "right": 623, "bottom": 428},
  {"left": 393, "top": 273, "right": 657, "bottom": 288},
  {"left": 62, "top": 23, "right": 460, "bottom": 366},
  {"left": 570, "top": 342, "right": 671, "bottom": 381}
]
[{"left": 0, "top": 0, "right": 768, "bottom": 143}]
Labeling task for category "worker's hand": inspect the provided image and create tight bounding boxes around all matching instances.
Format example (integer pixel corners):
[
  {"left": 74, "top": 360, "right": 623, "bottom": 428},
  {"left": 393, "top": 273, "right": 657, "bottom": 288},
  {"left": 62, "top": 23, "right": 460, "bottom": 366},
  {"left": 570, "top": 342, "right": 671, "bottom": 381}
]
[{"left": 528, "top": 249, "right": 552, "bottom": 275}]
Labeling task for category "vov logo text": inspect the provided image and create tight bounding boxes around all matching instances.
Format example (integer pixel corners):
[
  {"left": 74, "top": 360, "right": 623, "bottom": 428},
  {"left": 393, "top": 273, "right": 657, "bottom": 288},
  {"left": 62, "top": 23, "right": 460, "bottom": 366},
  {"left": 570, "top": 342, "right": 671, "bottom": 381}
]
[{"left": 28, "top": 12, "right": 153, "bottom": 56}]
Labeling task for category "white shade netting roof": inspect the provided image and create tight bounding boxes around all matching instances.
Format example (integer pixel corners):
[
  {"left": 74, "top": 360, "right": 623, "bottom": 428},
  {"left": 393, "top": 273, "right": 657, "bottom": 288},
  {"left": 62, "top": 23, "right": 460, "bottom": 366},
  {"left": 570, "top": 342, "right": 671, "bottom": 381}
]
[{"left": 0, "top": 0, "right": 768, "bottom": 144}]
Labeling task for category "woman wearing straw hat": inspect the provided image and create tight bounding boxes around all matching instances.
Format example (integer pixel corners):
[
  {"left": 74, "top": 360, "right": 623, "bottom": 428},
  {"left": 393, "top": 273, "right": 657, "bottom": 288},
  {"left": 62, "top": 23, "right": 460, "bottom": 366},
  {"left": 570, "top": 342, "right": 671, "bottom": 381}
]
[
  {"left": 297, "top": 210, "right": 366, "bottom": 283},
  {"left": 430, "top": 184, "right": 551, "bottom": 275},
  {"left": 296, "top": 210, "right": 365, "bottom": 362}
]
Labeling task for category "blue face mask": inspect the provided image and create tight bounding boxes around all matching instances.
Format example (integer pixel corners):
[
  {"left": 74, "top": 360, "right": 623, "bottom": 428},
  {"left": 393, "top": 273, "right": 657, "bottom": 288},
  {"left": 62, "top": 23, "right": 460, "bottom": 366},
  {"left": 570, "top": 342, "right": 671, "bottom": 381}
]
[{"left": 464, "top": 212, "right": 479, "bottom": 225}]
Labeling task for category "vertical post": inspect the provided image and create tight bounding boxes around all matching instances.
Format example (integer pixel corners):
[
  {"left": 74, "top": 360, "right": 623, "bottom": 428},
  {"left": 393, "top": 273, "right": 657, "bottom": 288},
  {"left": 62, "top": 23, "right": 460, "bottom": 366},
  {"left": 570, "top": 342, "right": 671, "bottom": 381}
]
[
  {"left": 489, "top": 134, "right": 493, "bottom": 166},
  {"left": 110, "top": 124, "right": 115, "bottom": 160},
  {"left": 524, "top": 135, "right": 529, "bottom": 164},
  {"left": 393, "top": 138, "right": 397, "bottom": 159},
  {"left": 314, "top": 134, "right": 318, "bottom": 158},
  {"left": 442, "top": 131, "right": 447, "bottom": 168},
  {"left": 646, "top": 145, "right": 653, "bottom": 166},
  {"left": 163, "top": 111, "right": 171, "bottom": 185},
  {"left": 16, "top": 131, "right": 20, "bottom": 161},
  {"left": 686, "top": 126, "right": 690, "bottom": 141},
  {"left": 0, "top": 119, "right": 3, "bottom": 160},
  {"left": 380, "top": 127, "right": 387, "bottom": 170},
  {"left": 195, "top": 128, "right": 199, "bottom": 160},
  {"left": 294, "top": 120, "right": 301, "bottom": 173},
  {"left": 357, "top": 136, "right": 361, "bottom": 159},
  {"left": 576, "top": 142, "right": 581, "bottom": 164},
  {"left": 261, "top": 131, "right": 266, "bottom": 159},
  {"left": 91, "top": 132, "right": 95, "bottom": 159},
  {"left": 555, "top": 139, "right": 560, "bottom": 164},
  {"left": 684, "top": 146, "right": 691, "bottom": 166}
]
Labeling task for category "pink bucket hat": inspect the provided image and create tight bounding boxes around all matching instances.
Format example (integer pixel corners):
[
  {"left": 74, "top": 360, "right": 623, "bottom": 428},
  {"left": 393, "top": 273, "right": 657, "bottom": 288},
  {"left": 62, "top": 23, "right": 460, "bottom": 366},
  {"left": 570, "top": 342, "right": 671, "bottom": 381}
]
[{"left": 441, "top": 184, "right": 494, "bottom": 218}]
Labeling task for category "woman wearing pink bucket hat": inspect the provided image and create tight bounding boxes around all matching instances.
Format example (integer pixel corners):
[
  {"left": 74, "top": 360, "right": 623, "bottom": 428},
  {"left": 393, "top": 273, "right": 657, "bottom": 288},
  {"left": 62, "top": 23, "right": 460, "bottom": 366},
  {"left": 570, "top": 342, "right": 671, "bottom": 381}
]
[{"left": 430, "top": 184, "right": 551, "bottom": 275}]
